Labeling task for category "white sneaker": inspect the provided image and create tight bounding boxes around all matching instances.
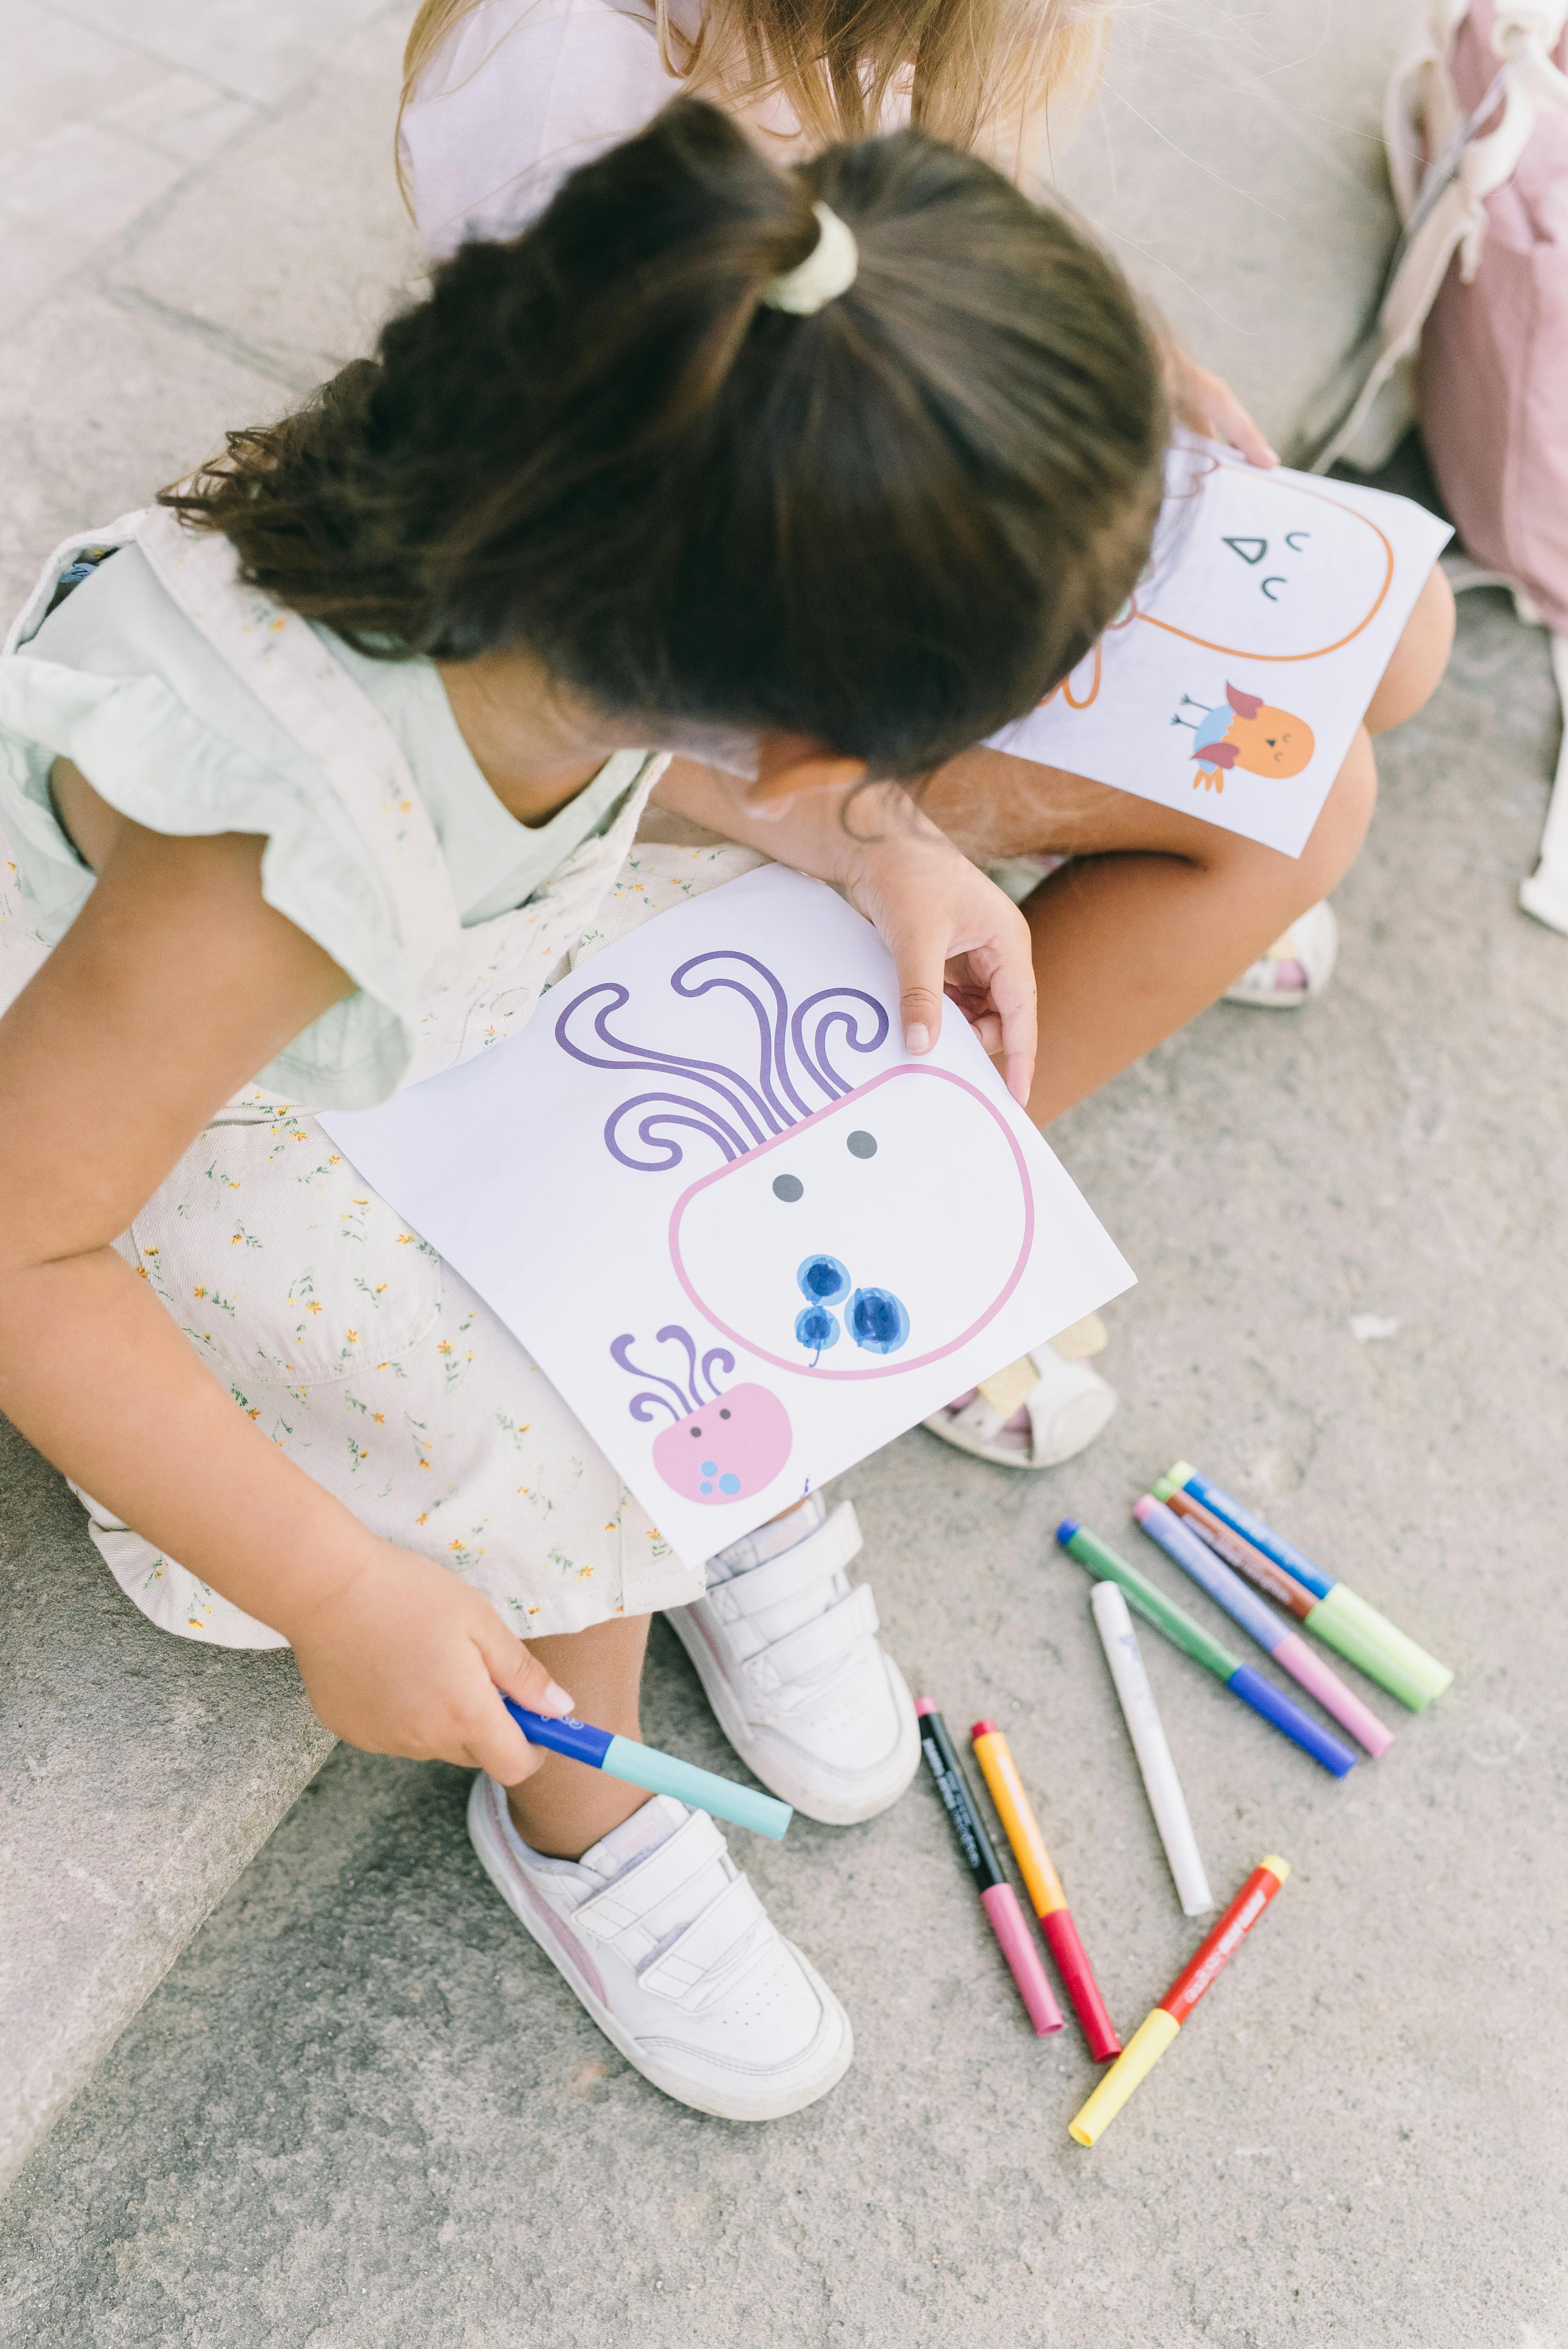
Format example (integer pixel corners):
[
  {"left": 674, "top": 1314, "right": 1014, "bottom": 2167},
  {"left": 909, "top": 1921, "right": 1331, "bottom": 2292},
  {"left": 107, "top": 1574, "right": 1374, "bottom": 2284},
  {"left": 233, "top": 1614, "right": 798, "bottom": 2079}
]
[
  {"left": 468, "top": 1774, "right": 852, "bottom": 2121},
  {"left": 668, "top": 1499, "right": 919, "bottom": 1827}
]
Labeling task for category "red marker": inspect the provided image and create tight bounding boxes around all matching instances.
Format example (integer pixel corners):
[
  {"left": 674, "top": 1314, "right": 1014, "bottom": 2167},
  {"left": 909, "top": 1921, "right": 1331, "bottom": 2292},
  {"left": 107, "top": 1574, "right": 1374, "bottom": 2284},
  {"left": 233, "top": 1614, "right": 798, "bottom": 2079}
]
[
  {"left": 916, "top": 1702, "right": 1062, "bottom": 2036},
  {"left": 1069, "top": 1857, "right": 1290, "bottom": 2144}
]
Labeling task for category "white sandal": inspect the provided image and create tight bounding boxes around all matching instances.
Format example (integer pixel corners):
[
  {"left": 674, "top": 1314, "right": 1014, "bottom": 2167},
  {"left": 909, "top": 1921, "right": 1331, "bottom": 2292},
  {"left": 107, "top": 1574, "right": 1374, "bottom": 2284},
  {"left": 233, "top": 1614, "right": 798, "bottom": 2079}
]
[
  {"left": 923, "top": 1314, "right": 1117, "bottom": 1472},
  {"left": 1223, "top": 899, "right": 1339, "bottom": 1009}
]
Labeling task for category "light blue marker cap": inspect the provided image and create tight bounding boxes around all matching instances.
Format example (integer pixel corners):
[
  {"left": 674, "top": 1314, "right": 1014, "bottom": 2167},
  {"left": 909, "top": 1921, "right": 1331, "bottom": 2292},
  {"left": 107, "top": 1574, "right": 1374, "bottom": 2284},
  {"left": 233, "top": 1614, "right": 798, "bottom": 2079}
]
[{"left": 602, "top": 1733, "right": 793, "bottom": 1840}]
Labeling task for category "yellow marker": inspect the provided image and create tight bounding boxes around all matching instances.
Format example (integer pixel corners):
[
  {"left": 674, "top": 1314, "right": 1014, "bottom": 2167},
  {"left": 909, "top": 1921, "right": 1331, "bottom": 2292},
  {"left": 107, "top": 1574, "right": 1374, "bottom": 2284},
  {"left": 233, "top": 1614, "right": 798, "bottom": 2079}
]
[
  {"left": 970, "top": 1722, "right": 1121, "bottom": 2059},
  {"left": 1069, "top": 1856, "right": 1289, "bottom": 2146}
]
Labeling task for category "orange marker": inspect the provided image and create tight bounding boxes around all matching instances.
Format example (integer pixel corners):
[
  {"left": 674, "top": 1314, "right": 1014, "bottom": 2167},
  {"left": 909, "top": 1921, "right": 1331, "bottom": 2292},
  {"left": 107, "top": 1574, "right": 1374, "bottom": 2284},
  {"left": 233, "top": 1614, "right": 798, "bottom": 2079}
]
[{"left": 970, "top": 1722, "right": 1121, "bottom": 2061}]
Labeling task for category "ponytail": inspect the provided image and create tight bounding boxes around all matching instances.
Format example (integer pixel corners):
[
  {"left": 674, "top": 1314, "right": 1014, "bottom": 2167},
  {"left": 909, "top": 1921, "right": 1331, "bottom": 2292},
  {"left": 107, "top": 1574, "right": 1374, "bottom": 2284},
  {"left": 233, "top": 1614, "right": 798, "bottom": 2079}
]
[{"left": 166, "top": 101, "right": 1165, "bottom": 774}]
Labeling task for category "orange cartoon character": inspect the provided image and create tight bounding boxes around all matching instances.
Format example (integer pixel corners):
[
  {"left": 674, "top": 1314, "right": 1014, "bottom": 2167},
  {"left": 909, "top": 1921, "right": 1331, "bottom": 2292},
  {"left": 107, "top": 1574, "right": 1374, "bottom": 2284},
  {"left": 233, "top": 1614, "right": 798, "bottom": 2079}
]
[{"left": 1172, "top": 683, "right": 1315, "bottom": 791}]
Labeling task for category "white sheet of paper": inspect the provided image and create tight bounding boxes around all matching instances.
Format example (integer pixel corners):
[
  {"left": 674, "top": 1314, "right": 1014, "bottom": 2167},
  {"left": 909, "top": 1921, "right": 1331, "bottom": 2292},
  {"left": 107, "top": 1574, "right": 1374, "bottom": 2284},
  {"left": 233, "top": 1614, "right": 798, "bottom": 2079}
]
[
  {"left": 988, "top": 442, "right": 1452, "bottom": 857},
  {"left": 323, "top": 865, "right": 1135, "bottom": 1568}
]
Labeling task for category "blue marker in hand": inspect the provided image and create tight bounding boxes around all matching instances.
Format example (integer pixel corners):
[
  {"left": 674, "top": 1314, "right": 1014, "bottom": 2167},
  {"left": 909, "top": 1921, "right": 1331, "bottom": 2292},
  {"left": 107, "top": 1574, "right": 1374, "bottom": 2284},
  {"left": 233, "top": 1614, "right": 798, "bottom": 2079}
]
[{"left": 502, "top": 1698, "right": 792, "bottom": 1839}]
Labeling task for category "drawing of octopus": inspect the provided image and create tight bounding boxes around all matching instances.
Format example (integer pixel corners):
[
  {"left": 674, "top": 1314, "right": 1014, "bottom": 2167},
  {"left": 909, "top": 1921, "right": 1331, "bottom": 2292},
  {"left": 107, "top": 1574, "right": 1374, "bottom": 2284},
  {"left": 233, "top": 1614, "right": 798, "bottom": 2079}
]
[{"left": 1172, "top": 683, "right": 1316, "bottom": 790}]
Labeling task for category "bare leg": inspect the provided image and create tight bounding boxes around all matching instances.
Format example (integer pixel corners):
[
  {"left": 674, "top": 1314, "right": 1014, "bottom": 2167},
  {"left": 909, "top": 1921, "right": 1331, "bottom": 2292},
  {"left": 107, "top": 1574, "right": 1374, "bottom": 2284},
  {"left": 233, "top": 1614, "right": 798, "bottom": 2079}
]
[
  {"left": 1365, "top": 566, "right": 1454, "bottom": 736},
  {"left": 506, "top": 1613, "right": 651, "bottom": 1858},
  {"left": 921, "top": 568, "right": 1454, "bottom": 1124}
]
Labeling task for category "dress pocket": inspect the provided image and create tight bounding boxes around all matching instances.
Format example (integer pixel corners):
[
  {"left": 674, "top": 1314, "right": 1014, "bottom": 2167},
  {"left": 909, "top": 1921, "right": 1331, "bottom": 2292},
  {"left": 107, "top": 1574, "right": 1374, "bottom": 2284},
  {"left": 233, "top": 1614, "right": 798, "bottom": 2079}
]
[{"left": 126, "top": 1109, "right": 443, "bottom": 1394}]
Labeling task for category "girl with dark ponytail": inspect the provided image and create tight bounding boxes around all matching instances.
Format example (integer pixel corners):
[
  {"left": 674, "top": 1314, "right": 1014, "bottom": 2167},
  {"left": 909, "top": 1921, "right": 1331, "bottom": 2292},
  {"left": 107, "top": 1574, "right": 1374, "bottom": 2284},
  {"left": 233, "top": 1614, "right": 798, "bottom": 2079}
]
[{"left": 0, "top": 105, "right": 1166, "bottom": 2119}]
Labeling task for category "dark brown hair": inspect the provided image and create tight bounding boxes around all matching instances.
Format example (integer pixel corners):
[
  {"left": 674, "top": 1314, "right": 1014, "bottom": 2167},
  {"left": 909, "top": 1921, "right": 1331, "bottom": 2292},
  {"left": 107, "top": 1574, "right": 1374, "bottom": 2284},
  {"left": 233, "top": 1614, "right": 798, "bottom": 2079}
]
[{"left": 167, "top": 100, "right": 1165, "bottom": 775}]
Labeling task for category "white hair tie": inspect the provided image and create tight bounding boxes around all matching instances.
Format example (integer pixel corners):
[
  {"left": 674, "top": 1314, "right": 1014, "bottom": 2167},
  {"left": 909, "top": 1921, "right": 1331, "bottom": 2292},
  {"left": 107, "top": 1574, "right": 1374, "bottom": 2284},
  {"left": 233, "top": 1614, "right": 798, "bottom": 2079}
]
[{"left": 762, "top": 202, "right": 859, "bottom": 315}]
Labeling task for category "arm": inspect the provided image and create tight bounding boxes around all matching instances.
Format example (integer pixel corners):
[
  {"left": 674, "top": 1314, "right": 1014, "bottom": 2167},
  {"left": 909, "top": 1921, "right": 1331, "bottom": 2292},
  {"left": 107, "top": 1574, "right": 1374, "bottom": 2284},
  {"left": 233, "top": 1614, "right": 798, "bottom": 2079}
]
[
  {"left": 0, "top": 784, "right": 569, "bottom": 1778},
  {"left": 652, "top": 758, "right": 1039, "bottom": 1106}
]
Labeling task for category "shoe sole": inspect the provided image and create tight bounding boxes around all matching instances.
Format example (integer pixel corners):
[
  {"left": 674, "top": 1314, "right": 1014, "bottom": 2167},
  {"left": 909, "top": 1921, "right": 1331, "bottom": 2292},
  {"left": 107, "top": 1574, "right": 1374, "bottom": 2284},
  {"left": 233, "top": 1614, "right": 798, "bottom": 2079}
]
[
  {"left": 667, "top": 1611, "right": 921, "bottom": 1827},
  {"left": 467, "top": 1775, "right": 854, "bottom": 2123}
]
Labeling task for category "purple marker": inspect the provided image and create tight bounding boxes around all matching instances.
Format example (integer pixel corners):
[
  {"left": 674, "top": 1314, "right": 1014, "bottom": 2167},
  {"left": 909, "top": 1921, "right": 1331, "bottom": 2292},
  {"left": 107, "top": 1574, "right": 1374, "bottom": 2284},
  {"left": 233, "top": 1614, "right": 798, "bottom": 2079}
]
[{"left": 1133, "top": 1498, "right": 1393, "bottom": 1758}]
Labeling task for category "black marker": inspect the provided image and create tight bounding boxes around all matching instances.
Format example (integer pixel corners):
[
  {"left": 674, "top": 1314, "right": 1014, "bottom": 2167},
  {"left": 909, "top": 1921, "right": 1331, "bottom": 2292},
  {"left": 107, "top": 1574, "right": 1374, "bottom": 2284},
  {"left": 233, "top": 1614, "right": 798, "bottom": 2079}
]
[{"left": 916, "top": 1701, "right": 1062, "bottom": 2034}]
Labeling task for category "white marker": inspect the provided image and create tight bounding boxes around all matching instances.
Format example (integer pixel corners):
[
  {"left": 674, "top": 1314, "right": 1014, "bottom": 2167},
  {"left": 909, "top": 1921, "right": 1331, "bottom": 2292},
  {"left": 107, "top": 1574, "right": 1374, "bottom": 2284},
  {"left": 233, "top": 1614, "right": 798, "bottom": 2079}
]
[{"left": 1090, "top": 1580, "right": 1213, "bottom": 1918}]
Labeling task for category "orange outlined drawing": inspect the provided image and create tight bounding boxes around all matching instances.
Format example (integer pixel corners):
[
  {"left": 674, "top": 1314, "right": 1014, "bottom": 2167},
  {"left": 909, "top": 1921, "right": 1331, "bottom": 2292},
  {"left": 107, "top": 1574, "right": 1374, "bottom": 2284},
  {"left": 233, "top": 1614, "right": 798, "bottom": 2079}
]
[{"left": 1137, "top": 466, "right": 1394, "bottom": 663}]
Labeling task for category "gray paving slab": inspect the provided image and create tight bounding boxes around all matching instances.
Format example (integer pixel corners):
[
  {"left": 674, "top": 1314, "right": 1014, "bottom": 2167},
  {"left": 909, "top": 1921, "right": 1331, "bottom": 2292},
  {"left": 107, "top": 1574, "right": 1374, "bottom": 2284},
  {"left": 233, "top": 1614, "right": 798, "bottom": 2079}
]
[
  {"left": 0, "top": 1415, "right": 335, "bottom": 2197},
  {"left": 2, "top": 586, "right": 1564, "bottom": 2345}
]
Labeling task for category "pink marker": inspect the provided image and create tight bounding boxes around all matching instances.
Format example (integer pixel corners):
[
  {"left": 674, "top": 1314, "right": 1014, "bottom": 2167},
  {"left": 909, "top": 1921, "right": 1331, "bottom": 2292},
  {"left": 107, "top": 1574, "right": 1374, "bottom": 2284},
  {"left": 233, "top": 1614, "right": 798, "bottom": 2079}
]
[
  {"left": 916, "top": 1700, "right": 1064, "bottom": 2035},
  {"left": 1133, "top": 1497, "right": 1394, "bottom": 1758}
]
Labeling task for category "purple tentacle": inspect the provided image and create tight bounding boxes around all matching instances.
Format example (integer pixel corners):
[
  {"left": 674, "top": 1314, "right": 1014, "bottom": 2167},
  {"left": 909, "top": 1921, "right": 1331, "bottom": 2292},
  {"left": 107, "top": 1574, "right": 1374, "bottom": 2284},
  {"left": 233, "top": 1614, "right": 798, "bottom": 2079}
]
[
  {"left": 628, "top": 1390, "right": 683, "bottom": 1426},
  {"left": 603, "top": 1093, "right": 744, "bottom": 1173},
  {"left": 611, "top": 1332, "right": 693, "bottom": 1416},
  {"left": 654, "top": 1325, "right": 701, "bottom": 1408},
  {"left": 555, "top": 979, "right": 775, "bottom": 1144},
  {"left": 790, "top": 988, "right": 890, "bottom": 1099},
  {"left": 672, "top": 953, "right": 811, "bottom": 1123},
  {"left": 700, "top": 1347, "right": 736, "bottom": 1401}
]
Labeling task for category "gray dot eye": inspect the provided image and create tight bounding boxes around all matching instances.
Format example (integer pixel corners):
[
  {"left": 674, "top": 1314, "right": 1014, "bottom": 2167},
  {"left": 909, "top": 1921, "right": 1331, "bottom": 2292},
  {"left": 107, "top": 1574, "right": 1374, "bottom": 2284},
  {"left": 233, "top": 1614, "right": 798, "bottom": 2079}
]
[
  {"left": 846, "top": 1131, "right": 877, "bottom": 1159},
  {"left": 772, "top": 1174, "right": 804, "bottom": 1202}
]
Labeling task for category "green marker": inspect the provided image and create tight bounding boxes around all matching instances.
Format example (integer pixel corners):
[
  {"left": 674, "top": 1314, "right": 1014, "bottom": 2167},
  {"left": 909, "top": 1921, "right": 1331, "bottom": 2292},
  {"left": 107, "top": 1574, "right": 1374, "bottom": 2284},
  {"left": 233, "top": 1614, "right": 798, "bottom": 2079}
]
[
  {"left": 1054, "top": 1522, "right": 1357, "bottom": 1776},
  {"left": 1166, "top": 1463, "right": 1452, "bottom": 1711}
]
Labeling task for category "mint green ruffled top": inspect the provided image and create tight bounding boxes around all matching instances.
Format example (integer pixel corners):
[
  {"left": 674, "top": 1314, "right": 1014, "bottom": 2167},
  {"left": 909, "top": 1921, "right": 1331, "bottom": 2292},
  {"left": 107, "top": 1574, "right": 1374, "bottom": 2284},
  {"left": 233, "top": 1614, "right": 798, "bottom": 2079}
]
[{"left": 0, "top": 545, "right": 648, "bottom": 1105}]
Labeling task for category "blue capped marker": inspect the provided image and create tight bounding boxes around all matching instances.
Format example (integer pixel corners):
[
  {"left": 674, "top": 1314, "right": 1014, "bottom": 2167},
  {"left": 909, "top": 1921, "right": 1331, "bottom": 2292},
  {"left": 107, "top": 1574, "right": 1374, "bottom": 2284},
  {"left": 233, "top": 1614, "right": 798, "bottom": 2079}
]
[{"left": 502, "top": 1699, "right": 793, "bottom": 1839}]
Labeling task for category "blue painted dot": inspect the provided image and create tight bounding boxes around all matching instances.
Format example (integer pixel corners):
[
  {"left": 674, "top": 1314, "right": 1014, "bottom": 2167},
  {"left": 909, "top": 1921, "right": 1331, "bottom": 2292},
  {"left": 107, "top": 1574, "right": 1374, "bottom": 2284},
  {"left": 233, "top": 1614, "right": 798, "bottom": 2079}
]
[
  {"left": 848, "top": 1286, "right": 910, "bottom": 1355},
  {"left": 795, "top": 1305, "right": 840, "bottom": 1354},
  {"left": 700, "top": 1481, "right": 713, "bottom": 1494},
  {"left": 797, "top": 1253, "right": 850, "bottom": 1304},
  {"left": 700, "top": 1459, "right": 718, "bottom": 1476},
  {"left": 718, "top": 1472, "right": 741, "bottom": 1495}
]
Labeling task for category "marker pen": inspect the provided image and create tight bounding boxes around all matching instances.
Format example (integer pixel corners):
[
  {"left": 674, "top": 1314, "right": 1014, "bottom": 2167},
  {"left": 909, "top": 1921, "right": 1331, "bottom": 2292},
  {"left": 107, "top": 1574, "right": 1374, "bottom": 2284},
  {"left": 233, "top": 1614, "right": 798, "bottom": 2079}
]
[
  {"left": 971, "top": 1719, "right": 1122, "bottom": 2058},
  {"left": 1056, "top": 1522, "right": 1357, "bottom": 1779},
  {"left": 503, "top": 1698, "right": 792, "bottom": 1839},
  {"left": 1069, "top": 1857, "right": 1290, "bottom": 2145},
  {"left": 1134, "top": 1497, "right": 1393, "bottom": 1757},
  {"left": 916, "top": 1702, "right": 1063, "bottom": 2035},
  {"left": 1166, "top": 1463, "right": 1452, "bottom": 1710}
]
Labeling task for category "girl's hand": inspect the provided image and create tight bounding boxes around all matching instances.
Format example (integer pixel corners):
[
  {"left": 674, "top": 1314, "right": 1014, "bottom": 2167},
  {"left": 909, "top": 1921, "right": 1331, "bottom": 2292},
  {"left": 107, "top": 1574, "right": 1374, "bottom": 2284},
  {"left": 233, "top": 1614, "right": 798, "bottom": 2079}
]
[
  {"left": 1165, "top": 345, "right": 1278, "bottom": 469},
  {"left": 282, "top": 1542, "right": 577, "bottom": 1784},
  {"left": 845, "top": 832, "right": 1038, "bottom": 1108}
]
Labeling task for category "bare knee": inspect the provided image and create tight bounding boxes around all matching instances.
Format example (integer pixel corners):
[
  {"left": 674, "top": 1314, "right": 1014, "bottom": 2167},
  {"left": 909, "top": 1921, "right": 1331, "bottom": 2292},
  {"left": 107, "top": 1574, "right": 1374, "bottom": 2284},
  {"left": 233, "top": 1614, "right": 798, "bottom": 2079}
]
[
  {"left": 1365, "top": 564, "right": 1454, "bottom": 736},
  {"left": 1296, "top": 728, "right": 1377, "bottom": 904}
]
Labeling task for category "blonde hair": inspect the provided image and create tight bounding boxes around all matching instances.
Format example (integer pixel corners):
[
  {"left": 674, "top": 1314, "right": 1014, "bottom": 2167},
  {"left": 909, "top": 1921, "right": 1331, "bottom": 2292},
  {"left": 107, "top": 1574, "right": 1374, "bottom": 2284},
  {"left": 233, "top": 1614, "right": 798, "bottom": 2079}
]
[{"left": 401, "top": 0, "right": 1110, "bottom": 187}]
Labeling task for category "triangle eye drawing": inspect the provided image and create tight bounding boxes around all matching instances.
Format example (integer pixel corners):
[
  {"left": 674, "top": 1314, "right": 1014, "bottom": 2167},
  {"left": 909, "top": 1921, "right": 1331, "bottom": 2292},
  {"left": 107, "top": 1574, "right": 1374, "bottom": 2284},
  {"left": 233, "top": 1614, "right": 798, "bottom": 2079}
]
[{"left": 1223, "top": 535, "right": 1268, "bottom": 565}]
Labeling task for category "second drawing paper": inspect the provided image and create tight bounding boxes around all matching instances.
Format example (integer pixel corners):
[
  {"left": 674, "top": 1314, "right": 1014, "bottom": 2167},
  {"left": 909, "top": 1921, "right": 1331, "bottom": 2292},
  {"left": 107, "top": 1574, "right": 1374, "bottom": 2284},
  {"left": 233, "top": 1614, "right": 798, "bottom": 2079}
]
[{"left": 989, "top": 441, "right": 1452, "bottom": 856}]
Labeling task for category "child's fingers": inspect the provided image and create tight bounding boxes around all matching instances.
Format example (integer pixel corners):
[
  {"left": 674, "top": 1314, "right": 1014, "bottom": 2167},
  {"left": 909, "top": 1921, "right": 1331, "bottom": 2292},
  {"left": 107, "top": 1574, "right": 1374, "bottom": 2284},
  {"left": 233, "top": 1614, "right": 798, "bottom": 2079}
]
[
  {"left": 895, "top": 957, "right": 946, "bottom": 1056},
  {"left": 470, "top": 1614, "right": 576, "bottom": 1784},
  {"left": 1198, "top": 370, "right": 1278, "bottom": 469},
  {"left": 973, "top": 926, "right": 1037, "bottom": 1109}
]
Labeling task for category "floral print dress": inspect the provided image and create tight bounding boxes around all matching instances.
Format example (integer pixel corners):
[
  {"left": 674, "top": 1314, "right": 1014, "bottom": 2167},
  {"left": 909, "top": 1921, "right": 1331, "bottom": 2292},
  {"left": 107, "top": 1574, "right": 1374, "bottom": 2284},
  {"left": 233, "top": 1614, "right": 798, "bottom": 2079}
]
[{"left": 0, "top": 507, "right": 763, "bottom": 1647}]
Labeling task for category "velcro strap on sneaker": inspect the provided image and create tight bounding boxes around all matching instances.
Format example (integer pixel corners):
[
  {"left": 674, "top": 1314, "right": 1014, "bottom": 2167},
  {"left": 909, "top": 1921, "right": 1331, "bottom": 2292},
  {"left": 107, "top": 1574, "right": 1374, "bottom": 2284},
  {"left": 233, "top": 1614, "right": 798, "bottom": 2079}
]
[
  {"left": 706, "top": 1500, "right": 863, "bottom": 1622},
  {"left": 570, "top": 1808, "right": 726, "bottom": 1942},
  {"left": 742, "top": 1578, "right": 879, "bottom": 1697},
  {"left": 637, "top": 1871, "right": 766, "bottom": 2006}
]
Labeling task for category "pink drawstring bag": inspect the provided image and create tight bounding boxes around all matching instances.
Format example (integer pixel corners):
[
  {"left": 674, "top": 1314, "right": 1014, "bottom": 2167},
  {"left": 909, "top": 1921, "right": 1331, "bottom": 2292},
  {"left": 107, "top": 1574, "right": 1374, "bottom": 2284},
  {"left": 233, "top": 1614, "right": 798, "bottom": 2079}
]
[{"left": 1313, "top": 0, "right": 1568, "bottom": 933}]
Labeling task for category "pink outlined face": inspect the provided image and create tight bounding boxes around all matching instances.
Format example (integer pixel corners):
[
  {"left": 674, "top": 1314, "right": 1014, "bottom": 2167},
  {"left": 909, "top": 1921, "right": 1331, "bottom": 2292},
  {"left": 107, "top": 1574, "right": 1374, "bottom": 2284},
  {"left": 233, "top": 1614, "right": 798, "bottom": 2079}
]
[
  {"left": 668, "top": 1066, "right": 1034, "bottom": 1379},
  {"left": 650, "top": 1383, "right": 793, "bottom": 1502}
]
